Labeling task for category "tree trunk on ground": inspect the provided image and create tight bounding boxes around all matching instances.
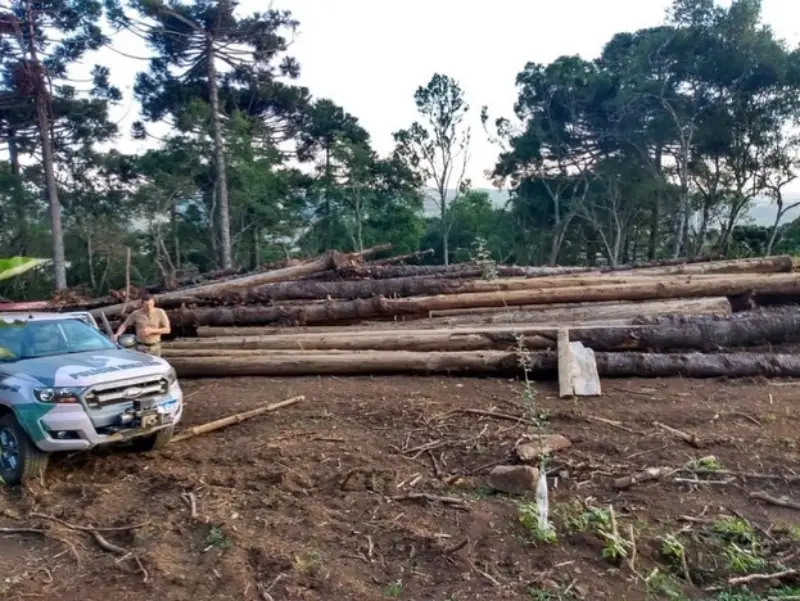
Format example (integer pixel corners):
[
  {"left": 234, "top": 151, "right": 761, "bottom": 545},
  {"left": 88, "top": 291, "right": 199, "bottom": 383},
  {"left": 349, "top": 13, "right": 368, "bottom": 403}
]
[
  {"left": 425, "top": 296, "right": 731, "bottom": 321},
  {"left": 311, "top": 255, "right": 791, "bottom": 281},
  {"left": 91, "top": 249, "right": 373, "bottom": 320},
  {"left": 165, "top": 274, "right": 800, "bottom": 328},
  {"left": 627, "top": 255, "right": 793, "bottom": 276},
  {"left": 154, "top": 274, "right": 719, "bottom": 307},
  {"left": 167, "top": 350, "right": 800, "bottom": 379},
  {"left": 188, "top": 298, "right": 730, "bottom": 335},
  {"left": 165, "top": 309, "right": 800, "bottom": 353},
  {"left": 316, "top": 263, "right": 592, "bottom": 280}
]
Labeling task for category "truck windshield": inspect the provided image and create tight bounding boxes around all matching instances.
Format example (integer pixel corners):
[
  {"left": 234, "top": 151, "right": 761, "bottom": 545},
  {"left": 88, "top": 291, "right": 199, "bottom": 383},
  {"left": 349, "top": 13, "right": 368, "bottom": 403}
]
[{"left": 0, "top": 319, "right": 116, "bottom": 361}]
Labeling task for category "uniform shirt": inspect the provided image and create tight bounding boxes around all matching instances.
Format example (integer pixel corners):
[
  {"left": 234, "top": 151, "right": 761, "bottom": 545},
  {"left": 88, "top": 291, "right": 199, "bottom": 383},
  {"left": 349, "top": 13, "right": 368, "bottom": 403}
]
[{"left": 122, "top": 307, "right": 170, "bottom": 345}]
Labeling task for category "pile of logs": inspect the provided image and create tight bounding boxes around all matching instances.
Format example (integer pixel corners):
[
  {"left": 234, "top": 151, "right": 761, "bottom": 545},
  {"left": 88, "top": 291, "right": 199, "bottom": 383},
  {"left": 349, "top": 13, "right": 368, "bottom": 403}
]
[{"left": 18, "top": 247, "right": 800, "bottom": 380}]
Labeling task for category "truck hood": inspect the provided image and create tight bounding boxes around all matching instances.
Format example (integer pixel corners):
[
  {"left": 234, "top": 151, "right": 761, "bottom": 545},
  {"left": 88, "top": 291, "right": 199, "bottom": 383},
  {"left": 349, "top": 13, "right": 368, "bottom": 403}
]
[{"left": 0, "top": 348, "right": 170, "bottom": 388}]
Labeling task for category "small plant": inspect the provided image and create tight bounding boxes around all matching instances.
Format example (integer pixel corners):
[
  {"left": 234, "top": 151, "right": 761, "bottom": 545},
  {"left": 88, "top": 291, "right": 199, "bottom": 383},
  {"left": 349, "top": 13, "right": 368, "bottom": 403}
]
[
  {"left": 660, "top": 534, "right": 686, "bottom": 565},
  {"left": 645, "top": 570, "right": 687, "bottom": 600},
  {"left": 518, "top": 501, "right": 557, "bottom": 543},
  {"left": 203, "top": 525, "right": 232, "bottom": 550},
  {"left": 723, "top": 543, "right": 766, "bottom": 574},
  {"left": 471, "top": 237, "right": 498, "bottom": 281},
  {"left": 561, "top": 502, "right": 612, "bottom": 533},
  {"left": 712, "top": 517, "right": 756, "bottom": 546},
  {"left": 597, "top": 505, "right": 630, "bottom": 563},
  {"left": 383, "top": 580, "right": 403, "bottom": 597},
  {"left": 689, "top": 456, "right": 722, "bottom": 472}
]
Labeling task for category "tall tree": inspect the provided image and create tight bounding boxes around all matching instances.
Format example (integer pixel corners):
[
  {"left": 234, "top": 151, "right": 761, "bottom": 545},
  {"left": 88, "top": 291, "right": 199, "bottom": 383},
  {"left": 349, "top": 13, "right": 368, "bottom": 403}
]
[
  {"left": 125, "top": 0, "right": 300, "bottom": 269},
  {"left": 0, "top": 0, "right": 114, "bottom": 289},
  {"left": 394, "top": 73, "right": 470, "bottom": 265}
]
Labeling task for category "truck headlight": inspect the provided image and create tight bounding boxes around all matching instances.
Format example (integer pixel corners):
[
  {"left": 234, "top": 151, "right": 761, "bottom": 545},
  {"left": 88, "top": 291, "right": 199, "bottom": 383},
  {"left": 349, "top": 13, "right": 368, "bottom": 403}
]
[
  {"left": 165, "top": 367, "right": 177, "bottom": 386},
  {"left": 34, "top": 387, "right": 84, "bottom": 404}
]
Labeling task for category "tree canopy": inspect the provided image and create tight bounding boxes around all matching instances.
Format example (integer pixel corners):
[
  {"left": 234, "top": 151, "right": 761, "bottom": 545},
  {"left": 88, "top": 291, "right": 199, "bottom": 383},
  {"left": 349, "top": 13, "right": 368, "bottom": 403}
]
[{"left": 2, "top": 0, "right": 800, "bottom": 297}]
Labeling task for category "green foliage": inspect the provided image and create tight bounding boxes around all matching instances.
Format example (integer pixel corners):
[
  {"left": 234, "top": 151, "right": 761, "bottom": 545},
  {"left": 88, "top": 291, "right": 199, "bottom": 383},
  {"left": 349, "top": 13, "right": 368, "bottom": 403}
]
[
  {"left": 517, "top": 501, "right": 558, "bottom": 543},
  {"left": 0, "top": 257, "right": 51, "bottom": 281},
  {"left": 4, "top": 0, "right": 800, "bottom": 297}
]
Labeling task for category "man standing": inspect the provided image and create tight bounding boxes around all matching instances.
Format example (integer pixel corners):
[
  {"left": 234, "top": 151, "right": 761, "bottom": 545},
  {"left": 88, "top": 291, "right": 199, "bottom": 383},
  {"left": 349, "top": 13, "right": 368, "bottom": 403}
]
[{"left": 113, "top": 292, "right": 171, "bottom": 356}]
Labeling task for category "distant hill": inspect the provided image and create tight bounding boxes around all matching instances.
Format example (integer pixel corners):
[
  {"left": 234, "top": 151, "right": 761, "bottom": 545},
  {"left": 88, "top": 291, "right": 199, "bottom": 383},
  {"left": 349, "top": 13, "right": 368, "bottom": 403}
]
[{"left": 424, "top": 188, "right": 800, "bottom": 227}]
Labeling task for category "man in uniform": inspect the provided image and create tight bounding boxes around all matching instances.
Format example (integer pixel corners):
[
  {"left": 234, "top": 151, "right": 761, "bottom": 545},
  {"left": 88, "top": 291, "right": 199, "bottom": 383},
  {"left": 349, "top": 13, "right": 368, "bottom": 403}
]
[{"left": 113, "top": 292, "right": 171, "bottom": 356}]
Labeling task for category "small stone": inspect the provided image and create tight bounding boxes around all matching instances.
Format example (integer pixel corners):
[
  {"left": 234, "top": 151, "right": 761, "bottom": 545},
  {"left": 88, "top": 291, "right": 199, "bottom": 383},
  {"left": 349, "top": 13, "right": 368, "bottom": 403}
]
[
  {"left": 516, "top": 434, "right": 573, "bottom": 462},
  {"left": 487, "top": 465, "right": 540, "bottom": 495}
]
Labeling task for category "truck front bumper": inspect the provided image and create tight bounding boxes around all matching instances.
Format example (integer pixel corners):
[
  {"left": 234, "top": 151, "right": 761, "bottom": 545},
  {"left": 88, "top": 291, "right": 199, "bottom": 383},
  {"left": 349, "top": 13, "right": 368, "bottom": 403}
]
[{"left": 33, "top": 382, "right": 184, "bottom": 452}]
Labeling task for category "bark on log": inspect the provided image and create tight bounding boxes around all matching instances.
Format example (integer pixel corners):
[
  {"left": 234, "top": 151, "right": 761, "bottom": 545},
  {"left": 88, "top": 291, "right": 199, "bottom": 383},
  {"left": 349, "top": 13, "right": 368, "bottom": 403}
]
[
  {"left": 167, "top": 350, "right": 800, "bottom": 379},
  {"left": 310, "top": 255, "right": 792, "bottom": 281},
  {"left": 191, "top": 297, "right": 732, "bottom": 336},
  {"left": 314, "top": 263, "right": 593, "bottom": 281},
  {"left": 155, "top": 274, "right": 714, "bottom": 307},
  {"left": 620, "top": 255, "right": 794, "bottom": 276},
  {"left": 90, "top": 249, "right": 374, "bottom": 320},
  {"left": 167, "top": 274, "right": 799, "bottom": 328},
  {"left": 167, "top": 329, "right": 552, "bottom": 352},
  {"left": 166, "top": 309, "right": 800, "bottom": 353}
]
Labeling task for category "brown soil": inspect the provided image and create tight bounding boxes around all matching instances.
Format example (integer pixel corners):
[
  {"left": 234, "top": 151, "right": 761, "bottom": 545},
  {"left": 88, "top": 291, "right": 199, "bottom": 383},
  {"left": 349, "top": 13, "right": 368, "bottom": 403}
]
[{"left": 1, "top": 375, "right": 799, "bottom": 601}]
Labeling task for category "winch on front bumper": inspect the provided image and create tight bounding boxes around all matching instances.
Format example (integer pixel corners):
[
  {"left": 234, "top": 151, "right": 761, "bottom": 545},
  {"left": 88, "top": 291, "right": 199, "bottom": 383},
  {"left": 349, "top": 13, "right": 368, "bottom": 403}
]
[{"left": 116, "top": 397, "right": 175, "bottom": 431}]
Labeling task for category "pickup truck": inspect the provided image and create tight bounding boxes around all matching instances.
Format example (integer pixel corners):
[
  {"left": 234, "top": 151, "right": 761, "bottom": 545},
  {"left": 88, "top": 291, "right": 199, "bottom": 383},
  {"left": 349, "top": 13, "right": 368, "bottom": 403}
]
[{"left": 0, "top": 311, "right": 184, "bottom": 485}]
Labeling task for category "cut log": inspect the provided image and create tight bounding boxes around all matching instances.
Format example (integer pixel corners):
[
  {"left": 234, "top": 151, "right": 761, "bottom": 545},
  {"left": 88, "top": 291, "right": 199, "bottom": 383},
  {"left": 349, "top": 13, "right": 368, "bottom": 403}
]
[
  {"left": 90, "top": 249, "right": 375, "bottom": 320},
  {"left": 165, "top": 328, "right": 557, "bottom": 353},
  {"left": 371, "top": 248, "right": 435, "bottom": 265},
  {"left": 154, "top": 274, "right": 697, "bottom": 308},
  {"left": 568, "top": 308, "right": 800, "bottom": 352},
  {"left": 311, "top": 255, "right": 792, "bottom": 281},
  {"left": 167, "top": 350, "right": 800, "bottom": 378},
  {"left": 192, "top": 297, "right": 732, "bottom": 336},
  {"left": 161, "top": 308, "right": 800, "bottom": 354},
  {"left": 316, "top": 263, "right": 594, "bottom": 280},
  {"left": 168, "top": 350, "right": 522, "bottom": 377},
  {"left": 166, "top": 274, "right": 800, "bottom": 327},
  {"left": 622, "top": 255, "right": 793, "bottom": 276}
]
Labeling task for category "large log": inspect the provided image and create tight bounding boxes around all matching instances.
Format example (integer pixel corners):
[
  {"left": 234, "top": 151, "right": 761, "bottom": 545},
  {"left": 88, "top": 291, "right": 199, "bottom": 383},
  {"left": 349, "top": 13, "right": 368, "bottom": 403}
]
[
  {"left": 90, "top": 249, "right": 375, "bottom": 320},
  {"left": 167, "top": 329, "right": 552, "bottom": 352},
  {"left": 167, "top": 350, "right": 800, "bottom": 378},
  {"left": 621, "top": 255, "right": 793, "bottom": 276},
  {"left": 191, "top": 297, "right": 732, "bottom": 336},
  {"left": 312, "top": 255, "right": 793, "bottom": 281},
  {"left": 155, "top": 274, "right": 722, "bottom": 307},
  {"left": 167, "top": 274, "right": 800, "bottom": 328},
  {"left": 165, "top": 309, "right": 800, "bottom": 353},
  {"left": 314, "top": 263, "right": 594, "bottom": 281},
  {"left": 545, "top": 308, "right": 800, "bottom": 351}
]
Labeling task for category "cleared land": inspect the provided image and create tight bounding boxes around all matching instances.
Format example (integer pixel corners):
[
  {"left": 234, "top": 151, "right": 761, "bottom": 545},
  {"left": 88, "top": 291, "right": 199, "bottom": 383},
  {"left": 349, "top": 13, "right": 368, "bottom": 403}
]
[{"left": 1, "top": 375, "right": 799, "bottom": 601}]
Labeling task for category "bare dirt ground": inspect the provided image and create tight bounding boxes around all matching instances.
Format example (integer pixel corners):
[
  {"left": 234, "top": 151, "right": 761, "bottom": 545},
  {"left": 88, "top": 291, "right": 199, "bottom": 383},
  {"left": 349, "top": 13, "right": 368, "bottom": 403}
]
[{"left": 1, "top": 375, "right": 799, "bottom": 601}]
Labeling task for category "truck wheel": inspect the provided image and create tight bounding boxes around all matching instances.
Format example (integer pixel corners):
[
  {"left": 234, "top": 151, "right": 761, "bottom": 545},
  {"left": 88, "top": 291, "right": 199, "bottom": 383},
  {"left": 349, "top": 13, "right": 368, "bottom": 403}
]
[
  {"left": 131, "top": 426, "right": 174, "bottom": 452},
  {"left": 0, "top": 413, "right": 49, "bottom": 486}
]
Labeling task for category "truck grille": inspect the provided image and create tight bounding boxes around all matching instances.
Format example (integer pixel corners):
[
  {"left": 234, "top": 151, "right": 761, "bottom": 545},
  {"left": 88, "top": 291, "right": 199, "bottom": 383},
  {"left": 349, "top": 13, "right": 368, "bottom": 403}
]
[{"left": 83, "top": 376, "right": 168, "bottom": 408}]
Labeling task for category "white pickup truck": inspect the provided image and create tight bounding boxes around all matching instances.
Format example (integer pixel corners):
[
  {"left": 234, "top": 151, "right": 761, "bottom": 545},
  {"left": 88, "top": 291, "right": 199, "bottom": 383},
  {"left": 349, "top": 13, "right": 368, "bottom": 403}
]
[{"left": 0, "top": 311, "right": 184, "bottom": 485}]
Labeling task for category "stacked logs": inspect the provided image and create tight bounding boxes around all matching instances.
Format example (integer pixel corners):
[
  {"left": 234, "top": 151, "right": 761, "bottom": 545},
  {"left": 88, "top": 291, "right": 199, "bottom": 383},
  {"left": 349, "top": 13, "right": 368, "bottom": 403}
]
[{"left": 44, "top": 248, "right": 800, "bottom": 379}]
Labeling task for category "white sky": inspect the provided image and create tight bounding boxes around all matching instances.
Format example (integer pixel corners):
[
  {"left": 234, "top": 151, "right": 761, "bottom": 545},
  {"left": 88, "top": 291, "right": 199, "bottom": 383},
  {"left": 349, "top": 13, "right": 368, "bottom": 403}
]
[{"left": 71, "top": 0, "right": 800, "bottom": 190}]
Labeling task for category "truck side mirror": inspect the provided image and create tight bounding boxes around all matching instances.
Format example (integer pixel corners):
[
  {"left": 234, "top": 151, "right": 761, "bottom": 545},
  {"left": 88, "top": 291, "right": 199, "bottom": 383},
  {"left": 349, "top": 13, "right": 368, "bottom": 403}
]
[{"left": 118, "top": 334, "right": 136, "bottom": 349}]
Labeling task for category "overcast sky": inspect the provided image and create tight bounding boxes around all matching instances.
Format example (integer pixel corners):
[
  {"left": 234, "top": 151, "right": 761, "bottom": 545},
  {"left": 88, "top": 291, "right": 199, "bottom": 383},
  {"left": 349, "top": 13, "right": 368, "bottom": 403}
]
[{"left": 96, "top": 0, "right": 800, "bottom": 189}]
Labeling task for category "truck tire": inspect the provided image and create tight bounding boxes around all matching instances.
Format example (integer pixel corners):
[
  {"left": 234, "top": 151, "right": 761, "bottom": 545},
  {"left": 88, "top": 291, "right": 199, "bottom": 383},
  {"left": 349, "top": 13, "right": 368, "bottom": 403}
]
[
  {"left": 0, "top": 413, "right": 49, "bottom": 486},
  {"left": 131, "top": 425, "right": 174, "bottom": 452}
]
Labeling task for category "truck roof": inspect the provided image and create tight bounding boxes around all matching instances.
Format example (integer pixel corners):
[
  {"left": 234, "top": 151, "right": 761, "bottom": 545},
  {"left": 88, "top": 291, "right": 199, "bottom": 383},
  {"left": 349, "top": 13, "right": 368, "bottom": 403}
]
[{"left": 0, "top": 311, "right": 96, "bottom": 324}]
